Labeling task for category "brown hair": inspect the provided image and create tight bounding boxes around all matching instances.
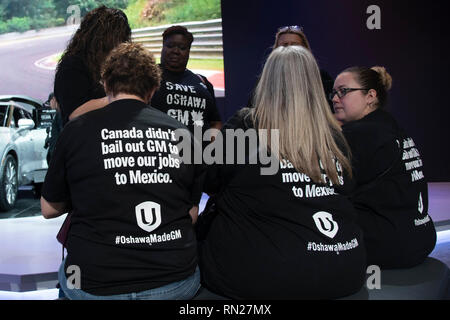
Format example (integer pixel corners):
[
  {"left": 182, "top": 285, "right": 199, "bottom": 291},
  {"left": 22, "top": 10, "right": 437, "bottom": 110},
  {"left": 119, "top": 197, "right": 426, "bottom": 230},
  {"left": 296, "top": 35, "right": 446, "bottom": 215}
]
[
  {"left": 342, "top": 66, "right": 393, "bottom": 108},
  {"left": 101, "top": 43, "right": 161, "bottom": 100},
  {"left": 57, "top": 6, "right": 131, "bottom": 84}
]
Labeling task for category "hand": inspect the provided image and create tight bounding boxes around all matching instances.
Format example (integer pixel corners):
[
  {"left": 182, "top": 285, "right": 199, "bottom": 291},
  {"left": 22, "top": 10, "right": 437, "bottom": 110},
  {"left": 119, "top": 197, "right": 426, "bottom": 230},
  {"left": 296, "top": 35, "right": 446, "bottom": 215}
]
[{"left": 189, "top": 205, "right": 199, "bottom": 224}]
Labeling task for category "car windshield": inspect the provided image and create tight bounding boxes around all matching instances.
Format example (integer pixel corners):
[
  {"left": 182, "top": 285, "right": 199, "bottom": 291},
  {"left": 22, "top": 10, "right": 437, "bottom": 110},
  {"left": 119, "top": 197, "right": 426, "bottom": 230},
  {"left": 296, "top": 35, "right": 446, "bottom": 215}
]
[{"left": 0, "top": 105, "right": 7, "bottom": 127}]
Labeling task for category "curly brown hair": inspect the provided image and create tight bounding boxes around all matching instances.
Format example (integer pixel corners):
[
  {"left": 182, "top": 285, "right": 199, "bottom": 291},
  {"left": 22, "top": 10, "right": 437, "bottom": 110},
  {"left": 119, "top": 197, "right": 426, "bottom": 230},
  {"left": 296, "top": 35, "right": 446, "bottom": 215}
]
[
  {"left": 57, "top": 6, "right": 131, "bottom": 84},
  {"left": 101, "top": 43, "right": 161, "bottom": 100}
]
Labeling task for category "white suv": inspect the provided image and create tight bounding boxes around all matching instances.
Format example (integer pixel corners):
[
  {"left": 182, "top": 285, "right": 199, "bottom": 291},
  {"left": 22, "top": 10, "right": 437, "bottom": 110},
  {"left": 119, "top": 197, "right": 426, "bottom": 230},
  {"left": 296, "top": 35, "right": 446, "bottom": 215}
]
[{"left": 0, "top": 95, "right": 55, "bottom": 211}]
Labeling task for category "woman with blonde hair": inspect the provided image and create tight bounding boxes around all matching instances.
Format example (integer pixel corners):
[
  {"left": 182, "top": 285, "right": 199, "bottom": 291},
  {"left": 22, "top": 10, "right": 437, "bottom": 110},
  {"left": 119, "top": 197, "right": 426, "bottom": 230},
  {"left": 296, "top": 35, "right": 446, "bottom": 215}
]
[
  {"left": 198, "top": 46, "right": 367, "bottom": 299},
  {"left": 332, "top": 66, "right": 436, "bottom": 268}
]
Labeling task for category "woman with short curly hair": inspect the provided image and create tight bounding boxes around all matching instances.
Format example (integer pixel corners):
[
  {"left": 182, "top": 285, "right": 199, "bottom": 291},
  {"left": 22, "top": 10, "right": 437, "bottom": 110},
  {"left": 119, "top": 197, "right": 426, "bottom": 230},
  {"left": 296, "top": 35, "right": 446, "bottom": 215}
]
[{"left": 42, "top": 43, "right": 203, "bottom": 300}]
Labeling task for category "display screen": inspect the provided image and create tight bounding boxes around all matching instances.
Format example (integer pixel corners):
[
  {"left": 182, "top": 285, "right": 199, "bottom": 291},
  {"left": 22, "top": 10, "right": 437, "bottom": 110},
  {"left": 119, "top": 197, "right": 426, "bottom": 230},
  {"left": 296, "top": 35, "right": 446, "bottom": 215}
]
[{"left": 0, "top": 0, "right": 225, "bottom": 102}]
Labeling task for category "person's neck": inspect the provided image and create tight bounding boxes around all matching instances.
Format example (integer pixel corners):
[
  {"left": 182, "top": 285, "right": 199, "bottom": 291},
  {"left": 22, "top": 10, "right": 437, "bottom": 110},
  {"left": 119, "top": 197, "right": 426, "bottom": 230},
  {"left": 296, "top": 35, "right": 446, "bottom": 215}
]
[
  {"left": 161, "top": 63, "right": 186, "bottom": 74},
  {"left": 108, "top": 93, "right": 146, "bottom": 104}
]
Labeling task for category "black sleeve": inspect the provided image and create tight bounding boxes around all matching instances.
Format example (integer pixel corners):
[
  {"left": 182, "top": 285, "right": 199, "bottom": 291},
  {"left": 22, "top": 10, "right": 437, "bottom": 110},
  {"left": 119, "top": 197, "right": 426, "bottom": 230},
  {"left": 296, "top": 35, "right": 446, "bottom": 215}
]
[
  {"left": 344, "top": 126, "right": 400, "bottom": 185},
  {"left": 41, "top": 127, "right": 71, "bottom": 203},
  {"left": 190, "top": 133, "right": 207, "bottom": 204},
  {"left": 54, "top": 57, "right": 103, "bottom": 124},
  {"left": 190, "top": 164, "right": 207, "bottom": 204},
  {"left": 185, "top": 127, "right": 207, "bottom": 203},
  {"left": 200, "top": 75, "right": 222, "bottom": 122}
]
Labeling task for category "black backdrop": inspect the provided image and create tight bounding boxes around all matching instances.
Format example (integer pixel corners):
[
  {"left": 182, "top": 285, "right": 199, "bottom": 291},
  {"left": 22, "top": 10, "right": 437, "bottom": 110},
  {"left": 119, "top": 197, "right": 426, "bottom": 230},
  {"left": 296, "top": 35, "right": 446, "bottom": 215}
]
[{"left": 216, "top": 0, "right": 450, "bottom": 182}]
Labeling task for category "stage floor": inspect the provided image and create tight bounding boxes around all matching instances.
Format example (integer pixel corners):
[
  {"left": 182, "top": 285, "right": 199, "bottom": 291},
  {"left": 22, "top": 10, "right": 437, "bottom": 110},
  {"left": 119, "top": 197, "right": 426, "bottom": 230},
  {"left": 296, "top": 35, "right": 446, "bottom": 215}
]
[{"left": 0, "top": 183, "right": 449, "bottom": 300}]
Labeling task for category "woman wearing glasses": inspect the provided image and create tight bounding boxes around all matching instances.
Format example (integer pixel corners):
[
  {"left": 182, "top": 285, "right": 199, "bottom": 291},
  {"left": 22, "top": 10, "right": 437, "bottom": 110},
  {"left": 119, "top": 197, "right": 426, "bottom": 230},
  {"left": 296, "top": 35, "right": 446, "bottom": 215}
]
[
  {"left": 198, "top": 46, "right": 367, "bottom": 299},
  {"left": 331, "top": 66, "right": 436, "bottom": 269}
]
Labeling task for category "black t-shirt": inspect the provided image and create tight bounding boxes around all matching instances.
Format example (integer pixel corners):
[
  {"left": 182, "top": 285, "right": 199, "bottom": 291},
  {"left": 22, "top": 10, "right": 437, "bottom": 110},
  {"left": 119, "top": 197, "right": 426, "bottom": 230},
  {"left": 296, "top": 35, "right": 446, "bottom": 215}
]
[
  {"left": 150, "top": 68, "right": 221, "bottom": 134},
  {"left": 42, "top": 99, "right": 204, "bottom": 295},
  {"left": 342, "top": 109, "right": 436, "bottom": 268},
  {"left": 199, "top": 108, "right": 367, "bottom": 299},
  {"left": 54, "top": 55, "right": 105, "bottom": 125}
]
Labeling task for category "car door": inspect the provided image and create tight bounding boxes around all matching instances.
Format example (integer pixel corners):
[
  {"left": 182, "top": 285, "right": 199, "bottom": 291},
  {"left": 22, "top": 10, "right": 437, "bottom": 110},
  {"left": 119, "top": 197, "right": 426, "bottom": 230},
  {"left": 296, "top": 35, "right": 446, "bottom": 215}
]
[
  {"left": 10, "top": 106, "right": 35, "bottom": 183},
  {"left": 26, "top": 106, "right": 49, "bottom": 182},
  {"left": 21, "top": 106, "right": 48, "bottom": 180},
  {"left": 0, "top": 104, "right": 13, "bottom": 163}
]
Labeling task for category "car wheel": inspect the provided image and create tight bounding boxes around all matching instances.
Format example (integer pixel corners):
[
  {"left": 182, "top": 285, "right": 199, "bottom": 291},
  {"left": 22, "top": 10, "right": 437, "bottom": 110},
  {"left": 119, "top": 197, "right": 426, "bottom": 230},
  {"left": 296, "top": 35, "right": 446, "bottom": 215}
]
[{"left": 0, "top": 155, "right": 18, "bottom": 211}]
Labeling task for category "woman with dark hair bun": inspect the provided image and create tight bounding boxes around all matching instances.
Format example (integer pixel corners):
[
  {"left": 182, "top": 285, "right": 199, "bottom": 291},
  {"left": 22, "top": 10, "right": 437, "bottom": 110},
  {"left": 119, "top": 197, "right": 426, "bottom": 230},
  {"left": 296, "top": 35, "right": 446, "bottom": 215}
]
[
  {"left": 332, "top": 66, "right": 436, "bottom": 269},
  {"left": 54, "top": 6, "right": 131, "bottom": 125}
]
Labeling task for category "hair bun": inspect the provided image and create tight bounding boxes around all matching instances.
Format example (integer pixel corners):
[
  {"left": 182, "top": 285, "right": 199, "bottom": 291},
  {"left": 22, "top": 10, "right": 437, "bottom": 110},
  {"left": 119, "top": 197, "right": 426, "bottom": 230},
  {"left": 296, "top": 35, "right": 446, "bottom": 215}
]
[{"left": 371, "top": 66, "right": 392, "bottom": 91}]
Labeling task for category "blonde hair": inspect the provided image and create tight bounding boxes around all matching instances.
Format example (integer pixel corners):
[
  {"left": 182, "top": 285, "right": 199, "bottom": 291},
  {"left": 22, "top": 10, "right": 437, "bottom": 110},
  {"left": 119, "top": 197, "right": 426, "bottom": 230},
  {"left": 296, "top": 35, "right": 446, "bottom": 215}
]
[
  {"left": 252, "top": 46, "right": 352, "bottom": 184},
  {"left": 371, "top": 66, "right": 392, "bottom": 91}
]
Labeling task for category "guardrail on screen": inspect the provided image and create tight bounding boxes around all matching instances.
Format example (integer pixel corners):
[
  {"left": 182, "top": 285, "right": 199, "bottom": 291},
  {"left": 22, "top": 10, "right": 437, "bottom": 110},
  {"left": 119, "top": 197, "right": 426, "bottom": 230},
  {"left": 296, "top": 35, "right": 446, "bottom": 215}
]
[{"left": 131, "top": 18, "right": 223, "bottom": 60}]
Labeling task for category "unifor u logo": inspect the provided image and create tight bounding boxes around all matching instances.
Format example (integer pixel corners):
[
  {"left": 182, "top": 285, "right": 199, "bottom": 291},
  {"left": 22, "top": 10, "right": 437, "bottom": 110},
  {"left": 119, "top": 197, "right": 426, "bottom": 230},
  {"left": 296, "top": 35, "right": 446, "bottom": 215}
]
[
  {"left": 135, "top": 202, "right": 162, "bottom": 233},
  {"left": 313, "top": 211, "right": 339, "bottom": 239},
  {"left": 418, "top": 192, "right": 424, "bottom": 214}
]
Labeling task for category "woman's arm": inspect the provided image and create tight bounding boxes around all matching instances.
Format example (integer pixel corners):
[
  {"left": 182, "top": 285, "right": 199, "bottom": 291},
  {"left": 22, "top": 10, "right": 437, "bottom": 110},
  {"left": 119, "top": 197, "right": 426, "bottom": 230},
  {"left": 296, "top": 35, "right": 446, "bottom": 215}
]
[
  {"left": 189, "top": 205, "right": 199, "bottom": 224},
  {"left": 40, "top": 196, "right": 68, "bottom": 219},
  {"left": 68, "top": 97, "right": 109, "bottom": 120}
]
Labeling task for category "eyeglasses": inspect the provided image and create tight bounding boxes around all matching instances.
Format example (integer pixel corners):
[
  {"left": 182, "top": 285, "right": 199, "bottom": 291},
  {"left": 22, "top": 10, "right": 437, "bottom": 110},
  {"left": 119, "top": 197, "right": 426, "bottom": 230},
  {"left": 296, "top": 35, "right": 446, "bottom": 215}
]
[
  {"left": 278, "top": 25, "right": 304, "bottom": 33},
  {"left": 329, "top": 88, "right": 369, "bottom": 100}
]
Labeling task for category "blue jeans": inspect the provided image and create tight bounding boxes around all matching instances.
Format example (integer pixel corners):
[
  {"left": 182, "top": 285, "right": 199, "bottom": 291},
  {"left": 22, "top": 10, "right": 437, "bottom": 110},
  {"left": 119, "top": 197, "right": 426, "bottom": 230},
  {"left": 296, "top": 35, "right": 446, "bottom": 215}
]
[{"left": 58, "top": 259, "right": 200, "bottom": 300}]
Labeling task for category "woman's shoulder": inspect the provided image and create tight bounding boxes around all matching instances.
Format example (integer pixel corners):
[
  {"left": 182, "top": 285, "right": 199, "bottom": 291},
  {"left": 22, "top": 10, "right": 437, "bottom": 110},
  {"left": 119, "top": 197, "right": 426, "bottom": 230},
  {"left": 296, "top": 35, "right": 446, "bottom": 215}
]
[
  {"left": 57, "top": 55, "right": 88, "bottom": 73},
  {"left": 343, "top": 109, "right": 396, "bottom": 135},
  {"left": 223, "top": 107, "right": 253, "bottom": 130},
  {"left": 343, "top": 109, "right": 401, "bottom": 151}
]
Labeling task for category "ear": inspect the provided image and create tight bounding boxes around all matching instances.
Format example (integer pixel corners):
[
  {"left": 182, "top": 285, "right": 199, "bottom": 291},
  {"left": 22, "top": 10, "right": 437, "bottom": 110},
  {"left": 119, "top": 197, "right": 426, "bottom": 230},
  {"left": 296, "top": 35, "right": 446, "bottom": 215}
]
[
  {"left": 366, "top": 89, "right": 378, "bottom": 107},
  {"left": 145, "top": 88, "right": 157, "bottom": 104}
]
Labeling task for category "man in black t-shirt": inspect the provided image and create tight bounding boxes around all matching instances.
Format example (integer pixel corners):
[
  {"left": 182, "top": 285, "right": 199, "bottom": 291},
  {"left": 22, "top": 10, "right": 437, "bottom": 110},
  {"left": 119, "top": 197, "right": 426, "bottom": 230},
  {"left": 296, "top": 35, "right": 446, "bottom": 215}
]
[{"left": 151, "top": 25, "right": 222, "bottom": 135}]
